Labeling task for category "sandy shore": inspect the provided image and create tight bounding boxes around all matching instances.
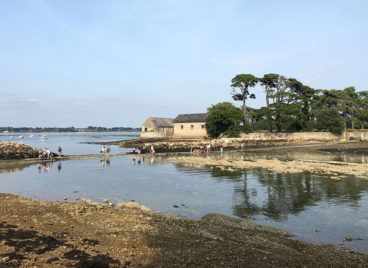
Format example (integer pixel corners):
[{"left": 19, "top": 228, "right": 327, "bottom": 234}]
[
  {"left": 168, "top": 156, "right": 368, "bottom": 179},
  {"left": 0, "top": 193, "right": 367, "bottom": 267}
]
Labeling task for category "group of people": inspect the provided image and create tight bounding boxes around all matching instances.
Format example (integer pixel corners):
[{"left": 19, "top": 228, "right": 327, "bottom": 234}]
[
  {"left": 190, "top": 144, "right": 211, "bottom": 155},
  {"left": 38, "top": 146, "right": 62, "bottom": 159},
  {"left": 100, "top": 146, "right": 111, "bottom": 155},
  {"left": 134, "top": 145, "right": 155, "bottom": 155}
]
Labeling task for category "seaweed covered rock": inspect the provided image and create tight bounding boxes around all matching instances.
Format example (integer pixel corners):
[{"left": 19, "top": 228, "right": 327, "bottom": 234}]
[
  {"left": 0, "top": 142, "right": 38, "bottom": 160},
  {"left": 132, "top": 139, "right": 289, "bottom": 153}
]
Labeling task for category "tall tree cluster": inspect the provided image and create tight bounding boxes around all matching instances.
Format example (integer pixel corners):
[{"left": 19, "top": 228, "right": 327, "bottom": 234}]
[{"left": 230, "top": 73, "right": 368, "bottom": 135}]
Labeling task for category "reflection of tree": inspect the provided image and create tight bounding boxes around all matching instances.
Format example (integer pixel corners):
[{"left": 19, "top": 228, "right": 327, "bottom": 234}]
[
  {"left": 0, "top": 162, "right": 35, "bottom": 174},
  {"left": 210, "top": 167, "right": 243, "bottom": 180},
  {"left": 231, "top": 169, "right": 368, "bottom": 221},
  {"left": 173, "top": 164, "right": 244, "bottom": 180},
  {"left": 233, "top": 171, "right": 262, "bottom": 216},
  {"left": 172, "top": 161, "right": 368, "bottom": 221}
]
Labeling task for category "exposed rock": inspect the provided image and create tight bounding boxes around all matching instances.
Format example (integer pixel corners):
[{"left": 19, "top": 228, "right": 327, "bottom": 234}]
[
  {"left": 345, "top": 236, "right": 353, "bottom": 241},
  {"left": 0, "top": 142, "right": 38, "bottom": 160},
  {"left": 116, "top": 201, "right": 150, "bottom": 212},
  {"left": 101, "top": 198, "right": 109, "bottom": 203}
]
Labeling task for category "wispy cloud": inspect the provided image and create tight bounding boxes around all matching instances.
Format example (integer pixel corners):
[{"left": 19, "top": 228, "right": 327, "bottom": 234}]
[
  {"left": 0, "top": 93, "right": 40, "bottom": 106},
  {"left": 23, "top": 97, "right": 39, "bottom": 103}
]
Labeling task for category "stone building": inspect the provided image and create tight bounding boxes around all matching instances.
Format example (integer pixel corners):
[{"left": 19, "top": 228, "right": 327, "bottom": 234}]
[
  {"left": 140, "top": 117, "right": 174, "bottom": 138},
  {"left": 173, "top": 113, "right": 208, "bottom": 138}
]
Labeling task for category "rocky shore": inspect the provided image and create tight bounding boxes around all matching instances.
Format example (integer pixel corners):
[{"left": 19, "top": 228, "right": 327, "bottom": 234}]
[
  {"left": 120, "top": 138, "right": 292, "bottom": 153},
  {"left": 0, "top": 142, "right": 38, "bottom": 160},
  {"left": 1, "top": 193, "right": 367, "bottom": 267}
]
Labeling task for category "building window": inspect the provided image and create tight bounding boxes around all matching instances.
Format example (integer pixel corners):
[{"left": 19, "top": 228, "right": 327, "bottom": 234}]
[
  {"left": 191, "top": 125, "right": 194, "bottom": 130},
  {"left": 201, "top": 125, "right": 205, "bottom": 129},
  {"left": 181, "top": 125, "right": 184, "bottom": 130},
  {"left": 144, "top": 127, "right": 148, "bottom": 132}
]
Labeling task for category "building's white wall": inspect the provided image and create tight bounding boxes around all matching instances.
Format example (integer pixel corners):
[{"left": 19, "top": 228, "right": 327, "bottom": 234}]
[
  {"left": 140, "top": 119, "right": 174, "bottom": 138},
  {"left": 173, "top": 122, "right": 207, "bottom": 138},
  {"left": 141, "top": 131, "right": 168, "bottom": 138}
]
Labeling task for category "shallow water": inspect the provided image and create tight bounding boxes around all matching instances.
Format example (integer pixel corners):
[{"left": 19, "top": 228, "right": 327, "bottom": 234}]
[
  {"left": 0, "top": 132, "right": 139, "bottom": 155},
  {"left": 1, "top": 155, "right": 368, "bottom": 252}
]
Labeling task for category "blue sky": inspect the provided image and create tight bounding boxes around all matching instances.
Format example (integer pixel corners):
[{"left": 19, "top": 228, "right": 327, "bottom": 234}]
[{"left": 0, "top": 0, "right": 367, "bottom": 127}]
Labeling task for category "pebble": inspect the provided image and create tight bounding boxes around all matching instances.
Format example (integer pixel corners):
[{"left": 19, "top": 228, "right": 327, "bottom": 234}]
[{"left": 345, "top": 236, "right": 353, "bottom": 241}]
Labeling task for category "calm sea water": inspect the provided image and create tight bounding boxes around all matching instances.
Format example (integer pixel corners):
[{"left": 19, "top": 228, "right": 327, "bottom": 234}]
[
  {"left": 0, "top": 132, "right": 139, "bottom": 155},
  {"left": 0, "top": 153, "right": 368, "bottom": 252}
]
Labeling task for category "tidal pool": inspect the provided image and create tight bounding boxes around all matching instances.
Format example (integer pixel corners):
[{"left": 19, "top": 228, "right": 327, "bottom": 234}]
[{"left": 0, "top": 155, "right": 368, "bottom": 252}]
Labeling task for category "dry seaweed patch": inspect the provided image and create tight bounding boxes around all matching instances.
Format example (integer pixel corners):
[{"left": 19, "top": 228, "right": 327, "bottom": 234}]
[
  {"left": 168, "top": 156, "right": 368, "bottom": 178},
  {"left": 0, "top": 142, "right": 38, "bottom": 160},
  {"left": 0, "top": 193, "right": 367, "bottom": 267}
]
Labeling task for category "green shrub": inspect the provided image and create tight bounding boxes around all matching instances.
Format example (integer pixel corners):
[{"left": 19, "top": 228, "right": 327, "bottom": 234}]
[
  {"left": 315, "top": 108, "right": 344, "bottom": 135},
  {"left": 206, "top": 102, "right": 243, "bottom": 138}
]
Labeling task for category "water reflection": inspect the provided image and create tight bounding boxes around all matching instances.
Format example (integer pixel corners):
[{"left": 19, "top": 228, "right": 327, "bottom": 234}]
[
  {"left": 100, "top": 158, "right": 111, "bottom": 167},
  {"left": 57, "top": 162, "right": 62, "bottom": 172},
  {"left": 169, "top": 161, "right": 368, "bottom": 250},
  {"left": 210, "top": 167, "right": 243, "bottom": 180},
  {"left": 0, "top": 162, "right": 35, "bottom": 174},
  {"left": 201, "top": 168, "right": 368, "bottom": 221}
]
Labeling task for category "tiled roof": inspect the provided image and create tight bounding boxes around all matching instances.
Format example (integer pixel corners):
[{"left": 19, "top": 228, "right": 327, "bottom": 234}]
[
  {"left": 147, "top": 118, "right": 174, "bottom": 127},
  {"left": 174, "top": 113, "right": 207, "bottom": 123}
]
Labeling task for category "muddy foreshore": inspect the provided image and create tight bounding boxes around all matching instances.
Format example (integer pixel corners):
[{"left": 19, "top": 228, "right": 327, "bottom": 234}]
[
  {"left": 168, "top": 155, "right": 368, "bottom": 179},
  {"left": 1, "top": 193, "right": 367, "bottom": 267}
]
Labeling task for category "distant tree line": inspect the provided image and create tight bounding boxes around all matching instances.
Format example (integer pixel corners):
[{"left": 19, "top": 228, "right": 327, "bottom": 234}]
[
  {"left": 0, "top": 126, "right": 140, "bottom": 133},
  {"left": 0, "top": 127, "right": 78, "bottom": 133},
  {"left": 85, "top": 126, "right": 140, "bottom": 132},
  {"left": 206, "top": 73, "right": 368, "bottom": 137}
]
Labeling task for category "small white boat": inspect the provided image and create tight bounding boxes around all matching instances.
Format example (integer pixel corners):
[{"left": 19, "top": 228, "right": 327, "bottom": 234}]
[
  {"left": 2, "top": 130, "right": 9, "bottom": 133},
  {"left": 40, "top": 135, "right": 48, "bottom": 140},
  {"left": 18, "top": 135, "right": 24, "bottom": 139},
  {"left": 29, "top": 134, "right": 34, "bottom": 138}
]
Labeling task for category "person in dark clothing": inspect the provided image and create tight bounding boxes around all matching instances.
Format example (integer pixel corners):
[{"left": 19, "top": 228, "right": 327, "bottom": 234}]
[{"left": 57, "top": 146, "right": 62, "bottom": 157}]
